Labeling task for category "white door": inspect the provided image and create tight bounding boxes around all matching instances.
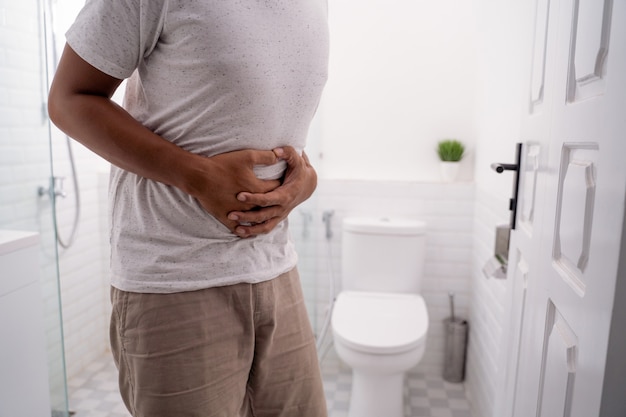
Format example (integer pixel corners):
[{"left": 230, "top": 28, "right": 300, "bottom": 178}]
[{"left": 501, "top": 0, "right": 626, "bottom": 416}]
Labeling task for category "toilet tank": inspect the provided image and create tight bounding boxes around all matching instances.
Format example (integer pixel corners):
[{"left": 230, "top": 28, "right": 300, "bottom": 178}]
[{"left": 341, "top": 217, "right": 426, "bottom": 293}]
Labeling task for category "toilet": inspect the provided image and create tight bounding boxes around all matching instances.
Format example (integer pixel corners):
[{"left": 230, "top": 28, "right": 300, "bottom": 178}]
[{"left": 331, "top": 217, "right": 429, "bottom": 417}]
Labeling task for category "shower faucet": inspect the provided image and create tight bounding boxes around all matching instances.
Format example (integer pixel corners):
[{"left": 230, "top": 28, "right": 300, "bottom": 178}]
[{"left": 38, "top": 176, "right": 67, "bottom": 199}]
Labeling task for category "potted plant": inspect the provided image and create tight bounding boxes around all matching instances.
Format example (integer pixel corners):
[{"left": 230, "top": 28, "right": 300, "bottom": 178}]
[{"left": 437, "top": 139, "right": 465, "bottom": 182}]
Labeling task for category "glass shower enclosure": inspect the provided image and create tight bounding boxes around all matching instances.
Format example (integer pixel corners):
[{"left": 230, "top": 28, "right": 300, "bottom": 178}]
[{"left": 0, "top": 0, "right": 70, "bottom": 415}]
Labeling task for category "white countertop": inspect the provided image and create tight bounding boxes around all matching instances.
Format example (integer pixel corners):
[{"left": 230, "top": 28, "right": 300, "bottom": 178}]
[{"left": 0, "top": 230, "right": 40, "bottom": 256}]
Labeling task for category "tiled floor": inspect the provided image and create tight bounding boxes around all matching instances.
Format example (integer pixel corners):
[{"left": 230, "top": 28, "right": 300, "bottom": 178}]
[
  {"left": 67, "top": 356, "right": 130, "bottom": 417},
  {"left": 68, "top": 347, "right": 472, "bottom": 417},
  {"left": 319, "top": 348, "right": 472, "bottom": 417}
]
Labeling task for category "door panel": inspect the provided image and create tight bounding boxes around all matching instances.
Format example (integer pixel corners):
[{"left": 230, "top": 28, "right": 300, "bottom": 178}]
[
  {"left": 530, "top": 0, "right": 551, "bottom": 113},
  {"left": 566, "top": 0, "right": 612, "bottom": 101},
  {"left": 509, "top": 253, "right": 530, "bottom": 412},
  {"left": 537, "top": 301, "right": 578, "bottom": 417},
  {"left": 508, "top": 0, "right": 626, "bottom": 415},
  {"left": 497, "top": 0, "right": 559, "bottom": 414},
  {"left": 519, "top": 144, "right": 541, "bottom": 233},
  {"left": 553, "top": 143, "right": 598, "bottom": 294}
]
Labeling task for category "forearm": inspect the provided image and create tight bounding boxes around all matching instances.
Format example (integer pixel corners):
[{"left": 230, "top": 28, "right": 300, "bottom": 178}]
[
  {"left": 47, "top": 44, "right": 206, "bottom": 198},
  {"left": 48, "top": 90, "right": 203, "bottom": 196}
]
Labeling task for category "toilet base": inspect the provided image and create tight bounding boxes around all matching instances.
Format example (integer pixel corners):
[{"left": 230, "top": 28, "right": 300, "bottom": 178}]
[{"left": 348, "top": 371, "right": 404, "bottom": 417}]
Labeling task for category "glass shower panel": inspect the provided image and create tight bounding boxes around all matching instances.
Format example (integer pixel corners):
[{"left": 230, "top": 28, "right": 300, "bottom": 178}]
[{"left": 0, "top": 0, "right": 69, "bottom": 415}]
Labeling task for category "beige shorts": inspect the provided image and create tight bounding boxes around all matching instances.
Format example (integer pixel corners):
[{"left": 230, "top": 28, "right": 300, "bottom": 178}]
[{"left": 109, "top": 268, "right": 327, "bottom": 417}]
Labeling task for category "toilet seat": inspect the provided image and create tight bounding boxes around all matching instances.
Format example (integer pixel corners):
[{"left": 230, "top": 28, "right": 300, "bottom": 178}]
[{"left": 332, "top": 291, "right": 428, "bottom": 354}]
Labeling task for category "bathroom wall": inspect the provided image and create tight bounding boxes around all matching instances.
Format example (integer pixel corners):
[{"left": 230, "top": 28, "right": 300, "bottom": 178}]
[
  {"left": 318, "top": 0, "right": 478, "bottom": 182},
  {"left": 464, "top": 1, "right": 533, "bottom": 417},
  {"left": 51, "top": 145, "right": 110, "bottom": 380}
]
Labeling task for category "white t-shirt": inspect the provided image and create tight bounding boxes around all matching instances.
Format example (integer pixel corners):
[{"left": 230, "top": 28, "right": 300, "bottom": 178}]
[{"left": 66, "top": 0, "right": 329, "bottom": 293}]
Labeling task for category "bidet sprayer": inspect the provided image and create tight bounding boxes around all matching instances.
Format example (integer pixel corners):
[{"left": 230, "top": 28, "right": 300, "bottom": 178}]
[{"left": 322, "top": 210, "right": 334, "bottom": 240}]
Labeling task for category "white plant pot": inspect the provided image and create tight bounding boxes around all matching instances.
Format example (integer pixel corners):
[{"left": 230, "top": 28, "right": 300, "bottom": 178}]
[{"left": 440, "top": 161, "right": 460, "bottom": 182}]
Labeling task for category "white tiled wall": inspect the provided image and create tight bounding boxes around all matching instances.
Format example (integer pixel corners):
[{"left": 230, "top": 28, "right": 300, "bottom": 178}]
[
  {"left": 50, "top": 138, "right": 110, "bottom": 380},
  {"left": 464, "top": 186, "right": 509, "bottom": 417},
  {"left": 463, "top": 0, "right": 531, "bottom": 414},
  {"left": 0, "top": 1, "right": 48, "bottom": 231}
]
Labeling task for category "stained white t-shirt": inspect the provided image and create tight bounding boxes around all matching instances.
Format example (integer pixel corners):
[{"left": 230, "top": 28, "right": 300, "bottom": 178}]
[{"left": 66, "top": 0, "right": 329, "bottom": 293}]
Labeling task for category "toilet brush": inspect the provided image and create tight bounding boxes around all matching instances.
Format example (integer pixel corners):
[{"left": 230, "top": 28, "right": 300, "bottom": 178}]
[{"left": 448, "top": 292, "right": 456, "bottom": 322}]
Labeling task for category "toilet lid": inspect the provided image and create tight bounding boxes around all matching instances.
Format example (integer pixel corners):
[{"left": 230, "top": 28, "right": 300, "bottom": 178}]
[{"left": 331, "top": 291, "right": 428, "bottom": 354}]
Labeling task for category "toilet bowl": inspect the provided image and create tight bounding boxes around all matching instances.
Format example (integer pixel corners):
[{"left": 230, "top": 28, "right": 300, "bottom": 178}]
[
  {"left": 332, "top": 291, "right": 428, "bottom": 417},
  {"left": 330, "top": 217, "right": 429, "bottom": 417}
]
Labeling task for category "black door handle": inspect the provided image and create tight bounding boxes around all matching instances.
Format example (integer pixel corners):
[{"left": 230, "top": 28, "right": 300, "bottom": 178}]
[{"left": 491, "top": 143, "right": 523, "bottom": 230}]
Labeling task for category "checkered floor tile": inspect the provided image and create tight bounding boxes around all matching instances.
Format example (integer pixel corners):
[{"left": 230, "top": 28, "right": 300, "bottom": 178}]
[
  {"left": 320, "top": 347, "right": 472, "bottom": 417},
  {"left": 68, "top": 348, "right": 472, "bottom": 417},
  {"left": 67, "top": 358, "right": 130, "bottom": 417}
]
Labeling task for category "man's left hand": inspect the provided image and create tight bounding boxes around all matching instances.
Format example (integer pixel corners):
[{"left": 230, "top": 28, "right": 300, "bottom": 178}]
[{"left": 227, "top": 146, "right": 317, "bottom": 238}]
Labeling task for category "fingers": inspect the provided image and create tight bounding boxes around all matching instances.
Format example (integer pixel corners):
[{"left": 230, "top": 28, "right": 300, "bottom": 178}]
[
  {"left": 227, "top": 188, "right": 292, "bottom": 238},
  {"left": 247, "top": 149, "right": 279, "bottom": 166},
  {"left": 228, "top": 204, "right": 282, "bottom": 224},
  {"left": 250, "top": 178, "right": 282, "bottom": 194},
  {"left": 233, "top": 215, "right": 283, "bottom": 238},
  {"left": 238, "top": 149, "right": 283, "bottom": 192},
  {"left": 273, "top": 146, "right": 303, "bottom": 167},
  {"left": 236, "top": 188, "right": 283, "bottom": 207},
  {"left": 235, "top": 147, "right": 301, "bottom": 205}
]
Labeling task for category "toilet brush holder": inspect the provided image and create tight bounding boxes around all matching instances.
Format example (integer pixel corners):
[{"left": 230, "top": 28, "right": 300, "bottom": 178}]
[
  {"left": 443, "top": 292, "right": 468, "bottom": 383},
  {"left": 443, "top": 317, "right": 468, "bottom": 383}
]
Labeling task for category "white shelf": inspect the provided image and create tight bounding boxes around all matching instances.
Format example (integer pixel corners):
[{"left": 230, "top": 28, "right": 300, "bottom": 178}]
[{"left": 0, "top": 230, "right": 40, "bottom": 256}]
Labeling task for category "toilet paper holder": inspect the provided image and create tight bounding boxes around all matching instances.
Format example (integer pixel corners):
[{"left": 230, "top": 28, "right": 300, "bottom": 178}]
[{"left": 482, "top": 224, "right": 510, "bottom": 279}]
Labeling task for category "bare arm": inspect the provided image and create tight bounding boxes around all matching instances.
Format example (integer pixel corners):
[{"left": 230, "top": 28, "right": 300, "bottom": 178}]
[{"left": 48, "top": 44, "right": 279, "bottom": 234}]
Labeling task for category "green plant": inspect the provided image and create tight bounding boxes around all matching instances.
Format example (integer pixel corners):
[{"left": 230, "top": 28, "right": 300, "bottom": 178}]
[{"left": 437, "top": 139, "right": 465, "bottom": 162}]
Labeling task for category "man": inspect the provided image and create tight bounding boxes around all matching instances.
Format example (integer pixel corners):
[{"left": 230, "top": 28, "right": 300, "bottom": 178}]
[{"left": 48, "top": 0, "right": 329, "bottom": 416}]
